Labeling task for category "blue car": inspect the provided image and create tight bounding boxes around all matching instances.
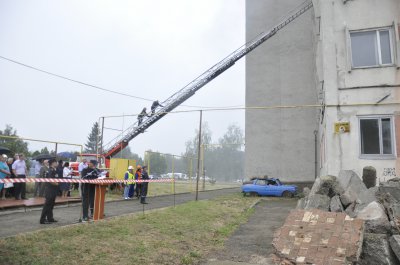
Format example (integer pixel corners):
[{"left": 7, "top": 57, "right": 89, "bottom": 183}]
[{"left": 241, "top": 178, "right": 297, "bottom": 197}]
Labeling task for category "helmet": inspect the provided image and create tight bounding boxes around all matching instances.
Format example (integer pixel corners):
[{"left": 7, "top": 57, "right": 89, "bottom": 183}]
[
  {"left": 128, "top": 166, "right": 134, "bottom": 170},
  {"left": 137, "top": 165, "right": 142, "bottom": 170}
]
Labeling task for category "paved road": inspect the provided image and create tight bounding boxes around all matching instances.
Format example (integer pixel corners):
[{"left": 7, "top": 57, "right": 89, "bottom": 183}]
[
  {"left": 205, "top": 198, "right": 297, "bottom": 265},
  {"left": 0, "top": 188, "right": 239, "bottom": 238}
]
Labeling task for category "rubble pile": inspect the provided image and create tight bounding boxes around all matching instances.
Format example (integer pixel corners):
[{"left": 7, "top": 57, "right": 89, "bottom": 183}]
[{"left": 273, "top": 170, "right": 400, "bottom": 264}]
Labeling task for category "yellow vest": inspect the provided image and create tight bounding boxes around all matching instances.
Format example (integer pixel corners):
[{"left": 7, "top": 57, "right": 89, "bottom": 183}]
[{"left": 126, "top": 171, "right": 135, "bottom": 184}]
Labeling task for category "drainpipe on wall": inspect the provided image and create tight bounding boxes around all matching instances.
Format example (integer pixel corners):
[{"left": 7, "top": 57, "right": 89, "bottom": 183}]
[{"left": 314, "top": 130, "right": 318, "bottom": 179}]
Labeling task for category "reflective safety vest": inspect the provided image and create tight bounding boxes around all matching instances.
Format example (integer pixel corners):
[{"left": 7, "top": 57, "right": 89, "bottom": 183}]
[{"left": 126, "top": 171, "right": 135, "bottom": 184}]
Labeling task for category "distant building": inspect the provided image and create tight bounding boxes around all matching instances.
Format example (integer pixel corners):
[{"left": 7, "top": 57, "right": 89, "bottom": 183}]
[{"left": 245, "top": 0, "right": 399, "bottom": 183}]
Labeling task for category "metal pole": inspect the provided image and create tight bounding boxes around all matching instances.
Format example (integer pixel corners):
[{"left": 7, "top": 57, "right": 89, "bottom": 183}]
[
  {"left": 202, "top": 144, "right": 205, "bottom": 190},
  {"left": 172, "top": 156, "right": 175, "bottom": 207},
  {"left": 100, "top": 117, "right": 105, "bottom": 161},
  {"left": 314, "top": 130, "right": 318, "bottom": 179},
  {"left": 195, "top": 110, "right": 202, "bottom": 201},
  {"left": 55, "top": 143, "right": 58, "bottom": 156}
]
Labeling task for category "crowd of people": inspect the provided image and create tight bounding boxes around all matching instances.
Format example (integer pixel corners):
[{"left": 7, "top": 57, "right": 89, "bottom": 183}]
[
  {"left": 0, "top": 154, "right": 75, "bottom": 200},
  {"left": 0, "top": 154, "right": 151, "bottom": 224},
  {"left": 123, "top": 164, "right": 149, "bottom": 204}
]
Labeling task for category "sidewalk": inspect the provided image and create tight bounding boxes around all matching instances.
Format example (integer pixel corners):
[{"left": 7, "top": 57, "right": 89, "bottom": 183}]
[
  {"left": 205, "top": 198, "right": 297, "bottom": 265},
  {"left": 0, "top": 188, "right": 239, "bottom": 238}
]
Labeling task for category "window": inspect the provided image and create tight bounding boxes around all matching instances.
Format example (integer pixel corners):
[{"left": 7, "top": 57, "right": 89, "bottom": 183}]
[
  {"left": 257, "top": 179, "right": 269, "bottom": 186},
  {"left": 350, "top": 28, "right": 394, "bottom": 68},
  {"left": 359, "top": 116, "right": 395, "bottom": 157}
]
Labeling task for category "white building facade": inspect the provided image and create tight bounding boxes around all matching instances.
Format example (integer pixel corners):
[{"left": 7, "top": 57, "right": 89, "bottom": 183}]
[
  {"left": 315, "top": 0, "right": 400, "bottom": 182},
  {"left": 245, "top": 0, "right": 400, "bottom": 182}
]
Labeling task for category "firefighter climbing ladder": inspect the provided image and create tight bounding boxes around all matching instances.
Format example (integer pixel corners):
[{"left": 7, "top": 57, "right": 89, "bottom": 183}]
[{"left": 102, "top": 0, "right": 313, "bottom": 158}]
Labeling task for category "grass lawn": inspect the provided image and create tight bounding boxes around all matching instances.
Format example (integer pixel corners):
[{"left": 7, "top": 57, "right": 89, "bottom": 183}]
[{"left": 0, "top": 193, "right": 258, "bottom": 265}]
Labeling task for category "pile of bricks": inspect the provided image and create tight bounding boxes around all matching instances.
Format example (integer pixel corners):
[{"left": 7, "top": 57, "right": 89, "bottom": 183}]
[{"left": 272, "top": 209, "right": 364, "bottom": 265}]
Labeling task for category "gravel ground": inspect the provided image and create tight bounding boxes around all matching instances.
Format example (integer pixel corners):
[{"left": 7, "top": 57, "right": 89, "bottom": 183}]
[
  {"left": 205, "top": 198, "right": 297, "bottom": 265},
  {"left": 0, "top": 188, "right": 239, "bottom": 238}
]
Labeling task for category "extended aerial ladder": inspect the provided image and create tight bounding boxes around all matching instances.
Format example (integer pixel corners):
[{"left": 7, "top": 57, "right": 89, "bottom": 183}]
[{"left": 101, "top": 0, "right": 313, "bottom": 159}]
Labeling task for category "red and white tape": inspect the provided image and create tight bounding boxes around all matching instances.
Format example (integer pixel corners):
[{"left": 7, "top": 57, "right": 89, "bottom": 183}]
[{"left": 0, "top": 178, "right": 174, "bottom": 184}]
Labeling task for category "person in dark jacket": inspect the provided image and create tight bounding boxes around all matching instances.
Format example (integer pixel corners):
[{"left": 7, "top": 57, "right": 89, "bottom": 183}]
[
  {"left": 56, "top": 160, "right": 63, "bottom": 196},
  {"left": 150, "top": 100, "right": 163, "bottom": 116},
  {"left": 81, "top": 160, "right": 99, "bottom": 222},
  {"left": 135, "top": 165, "right": 142, "bottom": 198},
  {"left": 140, "top": 166, "right": 149, "bottom": 204},
  {"left": 137, "top": 108, "right": 149, "bottom": 125},
  {"left": 39, "top": 159, "right": 60, "bottom": 224}
]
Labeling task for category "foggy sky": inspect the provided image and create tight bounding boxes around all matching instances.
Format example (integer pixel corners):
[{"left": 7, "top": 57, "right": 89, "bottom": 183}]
[{"left": 0, "top": 0, "right": 245, "bottom": 157}]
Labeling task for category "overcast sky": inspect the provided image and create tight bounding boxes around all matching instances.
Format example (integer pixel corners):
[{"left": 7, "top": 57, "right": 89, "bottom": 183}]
[{"left": 0, "top": 0, "right": 245, "bottom": 157}]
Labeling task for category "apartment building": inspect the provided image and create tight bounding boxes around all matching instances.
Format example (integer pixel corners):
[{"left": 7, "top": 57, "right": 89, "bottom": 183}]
[{"left": 245, "top": 0, "right": 400, "bottom": 182}]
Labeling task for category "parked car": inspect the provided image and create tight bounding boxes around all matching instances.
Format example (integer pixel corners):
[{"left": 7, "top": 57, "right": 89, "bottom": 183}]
[{"left": 241, "top": 178, "right": 297, "bottom": 197}]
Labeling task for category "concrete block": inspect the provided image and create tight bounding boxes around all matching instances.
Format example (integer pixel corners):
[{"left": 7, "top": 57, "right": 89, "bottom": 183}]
[
  {"left": 380, "top": 186, "right": 400, "bottom": 202},
  {"left": 304, "top": 194, "right": 330, "bottom": 211},
  {"left": 330, "top": 195, "right": 344, "bottom": 212},
  {"left": 357, "top": 201, "right": 391, "bottom": 234},
  {"left": 296, "top": 197, "right": 306, "bottom": 209},
  {"left": 310, "top": 175, "right": 344, "bottom": 198},
  {"left": 359, "top": 233, "right": 398, "bottom": 265},
  {"left": 303, "top": 187, "right": 310, "bottom": 197},
  {"left": 338, "top": 170, "right": 367, "bottom": 195},
  {"left": 340, "top": 189, "right": 357, "bottom": 207},
  {"left": 362, "top": 166, "right": 377, "bottom": 189},
  {"left": 389, "top": 235, "right": 400, "bottom": 262}
]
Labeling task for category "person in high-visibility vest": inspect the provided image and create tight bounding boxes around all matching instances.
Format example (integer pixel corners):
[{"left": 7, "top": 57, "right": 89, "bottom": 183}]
[
  {"left": 135, "top": 165, "right": 142, "bottom": 198},
  {"left": 124, "top": 166, "right": 135, "bottom": 200}
]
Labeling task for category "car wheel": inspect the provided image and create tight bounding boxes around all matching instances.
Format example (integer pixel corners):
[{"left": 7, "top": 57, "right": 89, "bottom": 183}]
[
  {"left": 282, "top": 191, "right": 293, "bottom": 198},
  {"left": 249, "top": 192, "right": 258, "bottom": 197},
  {"left": 242, "top": 192, "right": 247, "bottom": 197}
]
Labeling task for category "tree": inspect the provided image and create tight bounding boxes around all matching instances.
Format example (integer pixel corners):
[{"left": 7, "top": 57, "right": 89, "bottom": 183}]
[
  {"left": 31, "top": 147, "right": 51, "bottom": 157},
  {"left": 114, "top": 146, "right": 144, "bottom": 165},
  {"left": 0, "top": 124, "right": 29, "bottom": 156},
  {"left": 218, "top": 124, "right": 244, "bottom": 150},
  {"left": 145, "top": 151, "right": 167, "bottom": 175},
  {"left": 184, "top": 122, "right": 212, "bottom": 158},
  {"left": 182, "top": 123, "right": 245, "bottom": 181},
  {"left": 84, "top": 122, "right": 100, "bottom": 153}
]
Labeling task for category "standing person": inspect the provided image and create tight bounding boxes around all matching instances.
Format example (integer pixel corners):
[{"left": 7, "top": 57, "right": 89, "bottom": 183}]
[
  {"left": 81, "top": 160, "right": 99, "bottom": 222},
  {"left": 0, "top": 155, "right": 11, "bottom": 199},
  {"left": 135, "top": 165, "right": 142, "bottom": 198},
  {"left": 123, "top": 166, "right": 135, "bottom": 200},
  {"left": 150, "top": 100, "right": 164, "bottom": 116},
  {"left": 140, "top": 166, "right": 150, "bottom": 204},
  {"left": 56, "top": 160, "right": 63, "bottom": 196},
  {"left": 33, "top": 160, "right": 43, "bottom": 197},
  {"left": 6, "top": 158, "right": 15, "bottom": 198},
  {"left": 12, "top": 153, "right": 28, "bottom": 200},
  {"left": 137, "top": 108, "right": 149, "bottom": 125},
  {"left": 39, "top": 159, "right": 60, "bottom": 224},
  {"left": 38, "top": 160, "right": 49, "bottom": 197},
  {"left": 61, "top": 162, "right": 72, "bottom": 198},
  {"left": 78, "top": 159, "right": 88, "bottom": 198}
]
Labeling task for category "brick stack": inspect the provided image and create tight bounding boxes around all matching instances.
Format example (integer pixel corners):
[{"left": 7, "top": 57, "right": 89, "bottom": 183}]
[{"left": 272, "top": 209, "right": 364, "bottom": 265}]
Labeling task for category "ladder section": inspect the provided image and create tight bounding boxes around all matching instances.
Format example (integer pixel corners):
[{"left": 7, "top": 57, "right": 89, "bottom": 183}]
[{"left": 102, "top": 0, "right": 313, "bottom": 158}]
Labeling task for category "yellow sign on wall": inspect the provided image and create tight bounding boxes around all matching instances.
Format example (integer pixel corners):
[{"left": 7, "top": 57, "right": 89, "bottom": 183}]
[{"left": 334, "top": 122, "right": 350, "bottom": 133}]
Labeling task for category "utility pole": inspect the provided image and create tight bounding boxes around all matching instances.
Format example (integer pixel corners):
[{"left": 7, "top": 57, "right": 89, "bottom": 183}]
[{"left": 195, "top": 110, "right": 202, "bottom": 201}]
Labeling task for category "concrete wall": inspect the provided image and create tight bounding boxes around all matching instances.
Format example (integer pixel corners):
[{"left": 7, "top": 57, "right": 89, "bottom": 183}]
[
  {"left": 245, "top": 0, "right": 318, "bottom": 181},
  {"left": 316, "top": 0, "right": 400, "bottom": 181}
]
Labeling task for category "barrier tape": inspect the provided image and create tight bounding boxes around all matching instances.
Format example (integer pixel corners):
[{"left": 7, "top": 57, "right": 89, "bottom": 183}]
[{"left": 0, "top": 178, "right": 175, "bottom": 184}]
